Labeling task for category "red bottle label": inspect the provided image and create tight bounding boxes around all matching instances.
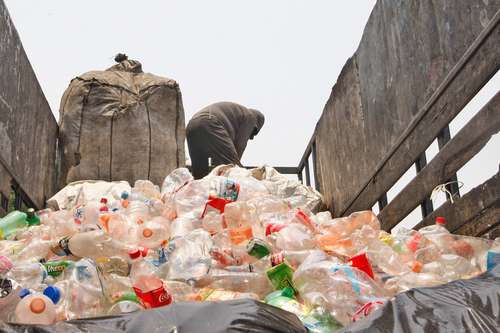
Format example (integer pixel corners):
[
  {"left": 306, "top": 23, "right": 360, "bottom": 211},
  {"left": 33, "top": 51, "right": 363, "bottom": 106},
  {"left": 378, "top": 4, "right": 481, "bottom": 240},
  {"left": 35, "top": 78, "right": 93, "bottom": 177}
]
[{"left": 133, "top": 285, "right": 173, "bottom": 309}]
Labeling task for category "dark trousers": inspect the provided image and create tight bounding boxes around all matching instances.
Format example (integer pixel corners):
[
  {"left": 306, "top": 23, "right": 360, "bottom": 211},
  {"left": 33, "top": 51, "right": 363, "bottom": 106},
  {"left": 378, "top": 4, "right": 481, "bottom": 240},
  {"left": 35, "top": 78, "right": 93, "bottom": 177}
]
[{"left": 186, "top": 115, "right": 240, "bottom": 179}]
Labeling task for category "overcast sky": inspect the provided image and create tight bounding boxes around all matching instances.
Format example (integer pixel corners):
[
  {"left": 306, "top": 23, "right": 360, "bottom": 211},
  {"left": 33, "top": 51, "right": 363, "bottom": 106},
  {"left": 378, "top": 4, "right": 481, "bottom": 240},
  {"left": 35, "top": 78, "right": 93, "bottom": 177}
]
[{"left": 5, "top": 1, "right": 498, "bottom": 227}]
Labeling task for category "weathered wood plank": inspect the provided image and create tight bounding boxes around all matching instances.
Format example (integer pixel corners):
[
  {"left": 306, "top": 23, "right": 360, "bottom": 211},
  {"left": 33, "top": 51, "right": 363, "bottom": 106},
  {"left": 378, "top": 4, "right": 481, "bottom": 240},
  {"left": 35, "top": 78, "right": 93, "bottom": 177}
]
[
  {"left": 379, "top": 92, "right": 500, "bottom": 230},
  {"left": 454, "top": 201, "right": 500, "bottom": 237},
  {"left": 482, "top": 224, "right": 500, "bottom": 240},
  {"left": 414, "top": 171, "right": 500, "bottom": 232},
  {"left": 343, "top": 10, "right": 500, "bottom": 215},
  {"left": 0, "top": 0, "right": 58, "bottom": 209}
]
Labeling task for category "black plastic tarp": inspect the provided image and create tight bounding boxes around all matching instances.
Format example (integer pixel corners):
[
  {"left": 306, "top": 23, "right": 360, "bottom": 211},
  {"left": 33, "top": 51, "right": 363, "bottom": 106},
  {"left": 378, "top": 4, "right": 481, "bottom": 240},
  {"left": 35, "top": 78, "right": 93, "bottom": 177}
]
[
  {"left": 1, "top": 299, "right": 306, "bottom": 333},
  {"left": 341, "top": 265, "right": 500, "bottom": 333}
]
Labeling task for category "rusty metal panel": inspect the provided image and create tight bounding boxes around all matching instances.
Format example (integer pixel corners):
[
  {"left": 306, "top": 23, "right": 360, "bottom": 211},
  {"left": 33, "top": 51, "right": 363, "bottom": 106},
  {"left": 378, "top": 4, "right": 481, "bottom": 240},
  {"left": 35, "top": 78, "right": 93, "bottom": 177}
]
[
  {"left": 0, "top": 0, "right": 58, "bottom": 211},
  {"left": 313, "top": 0, "right": 500, "bottom": 217}
]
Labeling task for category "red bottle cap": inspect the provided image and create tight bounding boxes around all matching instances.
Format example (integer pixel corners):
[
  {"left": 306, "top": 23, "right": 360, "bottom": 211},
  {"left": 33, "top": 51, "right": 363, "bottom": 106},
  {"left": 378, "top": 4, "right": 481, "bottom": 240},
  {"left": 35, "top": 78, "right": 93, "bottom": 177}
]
[
  {"left": 100, "top": 198, "right": 108, "bottom": 204},
  {"left": 265, "top": 224, "right": 286, "bottom": 236},
  {"left": 128, "top": 249, "right": 141, "bottom": 259},
  {"left": 99, "top": 206, "right": 109, "bottom": 212},
  {"left": 436, "top": 217, "right": 446, "bottom": 225}
]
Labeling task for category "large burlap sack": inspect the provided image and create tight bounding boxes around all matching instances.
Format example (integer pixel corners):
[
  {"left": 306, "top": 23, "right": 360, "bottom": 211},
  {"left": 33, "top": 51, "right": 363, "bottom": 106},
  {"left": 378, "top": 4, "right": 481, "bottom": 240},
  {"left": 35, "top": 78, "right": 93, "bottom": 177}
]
[{"left": 58, "top": 55, "right": 185, "bottom": 188}]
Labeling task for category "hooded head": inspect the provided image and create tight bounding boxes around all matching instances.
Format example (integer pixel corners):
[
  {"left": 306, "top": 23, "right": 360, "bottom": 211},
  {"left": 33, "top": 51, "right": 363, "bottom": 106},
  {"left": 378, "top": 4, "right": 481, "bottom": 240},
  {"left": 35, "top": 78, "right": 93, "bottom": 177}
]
[{"left": 249, "top": 109, "right": 265, "bottom": 140}]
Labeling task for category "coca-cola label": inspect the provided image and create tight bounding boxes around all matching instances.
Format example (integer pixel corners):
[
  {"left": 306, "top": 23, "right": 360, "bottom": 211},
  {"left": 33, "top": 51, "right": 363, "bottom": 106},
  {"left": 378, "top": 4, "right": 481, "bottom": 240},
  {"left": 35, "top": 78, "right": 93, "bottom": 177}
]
[{"left": 133, "top": 285, "right": 172, "bottom": 309}]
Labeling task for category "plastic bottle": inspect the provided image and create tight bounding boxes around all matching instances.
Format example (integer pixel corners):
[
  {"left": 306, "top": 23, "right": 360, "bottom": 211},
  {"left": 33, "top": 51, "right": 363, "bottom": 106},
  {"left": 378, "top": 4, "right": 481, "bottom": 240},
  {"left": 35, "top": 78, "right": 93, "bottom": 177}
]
[
  {"left": 81, "top": 201, "right": 101, "bottom": 227},
  {"left": 51, "top": 229, "right": 134, "bottom": 259},
  {"left": 136, "top": 217, "right": 170, "bottom": 249},
  {"left": 12, "top": 239, "right": 53, "bottom": 263},
  {"left": 202, "top": 269, "right": 273, "bottom": 299},
  {"left": 108, "top": 299, "right": 144, "bottom": 314},
  {"left": 269, "top": 249, "right": 319, "bottom": 270},
  {"left": 418, "top": 217, "right": 455, "bottom": 252},
  {"left": 224, "top": 202, "right": 254, "bottom": 246},
  {"left": 265, "top": 288, "right": 343, "bottom": 333},
  {"left": 161, "top": 168, "right": 193, "bottom": 196},
  {"left": 0, "top": 278, "right": 21, "bottom": 322},
  {"left": 5, "top": 263, "right": 48, "bottom": 290},
  {"left": 165, "top": 229, "right": 213, "bottom": 281},
  {"left": 15, "top": 291, "right": 57, "bottom": 325},
  {"left": 0, "top": 255, "right": 14, "bottom": 274},
  {"left": 95, "top": 256, "right": 130, "bottom": 277},
  {"left": 26, "top": 209, "right": 41, "bottom": 227},
  {"left": 272, "top": 223, "right": 316, "bottom": 251},
  {"left": 132, "top": 276, "right": 172, "bottom": 309},
  {"left": 129, "top": 249, "right": 157, "bottom": 281},
  {"left": 102, "top": 212, "right": 137, "bottom": 245},
  {"left": 202, "top": 211, "right": 224, "bottom": 235},
  {"left": 125, "top": 201, "right": 151, "bottom": 225},
  {"left": 293, "top": 251, "right": 387, "bottom": 326},
  {"left": 418, "top": 216, "right": 449, "bottom": 236},
  {"left": 0, "top": 211, "right": 28, "bottom": 239},
  {"left": 66, "top": 259, "right": 105, "bottom": 319}
]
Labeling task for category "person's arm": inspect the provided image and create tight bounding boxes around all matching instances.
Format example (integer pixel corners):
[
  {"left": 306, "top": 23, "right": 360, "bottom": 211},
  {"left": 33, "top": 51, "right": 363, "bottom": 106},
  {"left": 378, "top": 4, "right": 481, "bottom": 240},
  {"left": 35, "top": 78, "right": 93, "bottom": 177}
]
[{"left": 233, "top": 113, "right": 256, "bottom": 159}]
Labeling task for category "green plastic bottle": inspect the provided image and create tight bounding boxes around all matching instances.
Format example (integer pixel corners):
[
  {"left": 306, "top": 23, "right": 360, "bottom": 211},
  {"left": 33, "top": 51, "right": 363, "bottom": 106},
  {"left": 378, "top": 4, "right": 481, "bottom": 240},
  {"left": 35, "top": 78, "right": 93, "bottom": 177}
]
[
  {"left": 0, "top": 211, "right": 28, "bottom": 239},
  {"left": 265, "top": 288, "right": 343, "bottom": 333},
  {"left": 26, "top": 208, "right": 41, "bottom": 226}
]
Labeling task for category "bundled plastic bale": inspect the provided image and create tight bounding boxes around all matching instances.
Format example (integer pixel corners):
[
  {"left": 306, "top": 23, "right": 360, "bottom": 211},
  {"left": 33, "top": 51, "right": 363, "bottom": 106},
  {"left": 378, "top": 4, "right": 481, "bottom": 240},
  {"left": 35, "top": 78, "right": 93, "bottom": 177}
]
[{"left": 58, "top": 54, "right": 185, "bottom": 188}]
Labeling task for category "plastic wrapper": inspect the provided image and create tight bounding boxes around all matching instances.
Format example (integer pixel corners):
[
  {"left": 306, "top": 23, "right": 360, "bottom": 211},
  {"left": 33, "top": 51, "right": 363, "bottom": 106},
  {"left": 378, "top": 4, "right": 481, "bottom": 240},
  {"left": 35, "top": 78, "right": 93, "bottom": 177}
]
[{"left": 341, "top": 264, "right": 500, "bottom": 333}]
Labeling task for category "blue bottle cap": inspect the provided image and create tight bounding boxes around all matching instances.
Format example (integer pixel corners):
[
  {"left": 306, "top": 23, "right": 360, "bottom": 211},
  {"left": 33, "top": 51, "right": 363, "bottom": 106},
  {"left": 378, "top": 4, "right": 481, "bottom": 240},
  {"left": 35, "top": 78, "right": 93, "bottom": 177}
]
[
  {"left": 19, "top": 288, "right": 31, "bottom": 299},
  {"left": 43, "top": 285, "right": 61, "bottom": 304},
  {"left": 121, "top": 191, "right": 129, "bottom": 200}
]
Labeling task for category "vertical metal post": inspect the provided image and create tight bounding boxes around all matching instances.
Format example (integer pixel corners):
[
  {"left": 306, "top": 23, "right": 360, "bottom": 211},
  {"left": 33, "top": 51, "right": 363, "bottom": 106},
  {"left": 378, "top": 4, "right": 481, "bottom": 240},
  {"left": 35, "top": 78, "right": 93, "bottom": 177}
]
[
  {"left": 304, "top": 160, "right": 311, "bottom": 187},
  {"left": 297, "top": 170, "right": 303, "bottom": 183},
  {"left": 378, "top": 193, "right": 388, "bottom": 211},
  {"left": 415, "top": 152, "right": 434, "bottom": 217},
  {"left": 311, "top": 141, "right": 320, "bottom": 191},
  {"left": 437, "top": 126, "right": 460, "bottom": 200}
]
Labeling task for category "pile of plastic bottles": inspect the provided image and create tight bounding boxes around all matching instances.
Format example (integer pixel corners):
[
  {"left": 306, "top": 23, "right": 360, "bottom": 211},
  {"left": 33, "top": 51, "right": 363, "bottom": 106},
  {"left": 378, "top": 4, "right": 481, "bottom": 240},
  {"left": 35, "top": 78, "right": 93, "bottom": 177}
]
[{"left": 0, "top": 166, "right": 498, "bottom": 331}]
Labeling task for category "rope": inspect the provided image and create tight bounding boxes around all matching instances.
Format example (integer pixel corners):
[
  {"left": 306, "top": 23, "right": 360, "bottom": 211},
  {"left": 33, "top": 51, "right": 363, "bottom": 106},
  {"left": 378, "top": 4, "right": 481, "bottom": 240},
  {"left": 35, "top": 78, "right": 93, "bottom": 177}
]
[{"left": 430, "top": 180, "right": 464, "bottom": 204}]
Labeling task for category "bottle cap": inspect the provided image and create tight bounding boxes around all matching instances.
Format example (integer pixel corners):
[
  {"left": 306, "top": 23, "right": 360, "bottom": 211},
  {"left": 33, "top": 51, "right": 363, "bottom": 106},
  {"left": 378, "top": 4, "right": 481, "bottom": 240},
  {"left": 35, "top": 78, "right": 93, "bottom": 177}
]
[
  {"left": 436, "top": 217, "right": 446, "bottom": 225},
  {"left": 265, "top": 223, "right": 286, "bottom": 236},
  {"left": 99, "top": 206, "right": 109, "bottom": 212},
  {"left": 140, "top": 247, "right": 149, "bottom": 257},
  {"left": 142, "top": 228, "right": 153, "bottom": 238},
  {"left": 100, "top": 198, "right": 108, "bottom": 204},
  {"left": 128, "top": 249, "right": 141, "bottom": 259},
  {"left": 19, "top": 288, "right": 31, "bottom": 299},
  {"left": 121, "top": 191, "right": 129, "bottom": 200},
  {"left": 29, "top": 297, "right": 46, "bottom": 314},
  {"left": 43, "top": 285, "right": 61, "bottom": 304},
  {"left": 26, "top": 208, "right": 35, "bottom": 218}
]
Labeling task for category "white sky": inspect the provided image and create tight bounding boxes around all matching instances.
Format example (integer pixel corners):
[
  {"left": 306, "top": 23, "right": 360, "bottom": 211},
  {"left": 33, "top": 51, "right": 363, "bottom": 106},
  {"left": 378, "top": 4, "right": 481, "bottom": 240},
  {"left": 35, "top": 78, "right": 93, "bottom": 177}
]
[{"left": 5, "top": 1, "right": 499, "bottom": 226}]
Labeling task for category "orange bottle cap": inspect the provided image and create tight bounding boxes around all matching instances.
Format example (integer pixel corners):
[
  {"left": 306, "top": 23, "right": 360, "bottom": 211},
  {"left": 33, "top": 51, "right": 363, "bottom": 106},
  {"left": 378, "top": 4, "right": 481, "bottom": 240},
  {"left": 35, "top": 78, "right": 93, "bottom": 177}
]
[
  {"left": 142, "top": 228, "right": 153, "bottom": 238},
  {"left": 30, "top": 297, "right": 46, "bottom": 314}
]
